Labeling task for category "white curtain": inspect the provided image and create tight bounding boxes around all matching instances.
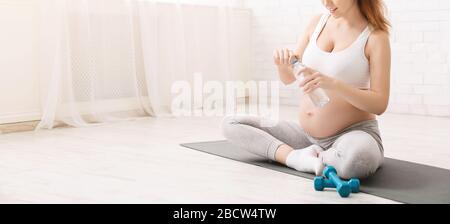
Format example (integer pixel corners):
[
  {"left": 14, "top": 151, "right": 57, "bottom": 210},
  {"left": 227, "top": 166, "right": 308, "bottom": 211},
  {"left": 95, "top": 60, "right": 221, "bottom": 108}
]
[{"left": 36, "top": 0, "right": 240, "bottom": 130}]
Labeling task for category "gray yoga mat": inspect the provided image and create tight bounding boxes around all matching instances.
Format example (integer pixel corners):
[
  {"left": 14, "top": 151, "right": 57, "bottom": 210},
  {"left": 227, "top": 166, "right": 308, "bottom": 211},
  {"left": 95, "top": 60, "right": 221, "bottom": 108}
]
[{"left": 181, "top": 140, "right": 450, "bottom": 204}]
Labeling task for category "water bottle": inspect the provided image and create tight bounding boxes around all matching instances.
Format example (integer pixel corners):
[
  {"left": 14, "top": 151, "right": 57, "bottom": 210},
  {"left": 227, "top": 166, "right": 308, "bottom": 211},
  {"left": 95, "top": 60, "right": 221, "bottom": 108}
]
[{"left": 291, "top": 57, "right": 330, "bottom": 108}]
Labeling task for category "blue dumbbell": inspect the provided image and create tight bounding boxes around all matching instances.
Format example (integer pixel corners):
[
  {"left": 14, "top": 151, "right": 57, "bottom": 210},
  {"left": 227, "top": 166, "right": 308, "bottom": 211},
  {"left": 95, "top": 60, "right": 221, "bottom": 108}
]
[
  {"left": 314, "top": 176, "right": 335, "bottom": 191},
  {"left": 325, "top": 167, "right": 360, "bottom": 193},
  {"left": 314, "top": 176, "right": 350, "bottom": 197},
  {"left": 314, "top": 176, "right": 360, "bottom": 193},
  {"left": 313, "top": 166, "right": 360, "bottom": 198}
]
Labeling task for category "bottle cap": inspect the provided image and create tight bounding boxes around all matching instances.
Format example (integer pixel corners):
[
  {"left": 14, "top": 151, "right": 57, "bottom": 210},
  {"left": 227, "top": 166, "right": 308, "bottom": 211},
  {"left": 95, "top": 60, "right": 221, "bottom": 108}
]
[{"left": 289, "top": 51, "right": 299, "bottom": 65}]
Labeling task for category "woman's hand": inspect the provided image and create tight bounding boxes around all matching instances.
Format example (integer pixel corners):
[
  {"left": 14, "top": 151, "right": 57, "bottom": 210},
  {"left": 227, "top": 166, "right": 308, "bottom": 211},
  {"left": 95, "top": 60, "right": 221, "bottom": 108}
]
[
  {"left": 273, "top": 48, "right": 296, "bottom": 70},
  {"left": 273, "top": 49, "right": 299, "bottom": 85},
  {"left": 297, "top": 67, "right": 338, "bottom": 94}
]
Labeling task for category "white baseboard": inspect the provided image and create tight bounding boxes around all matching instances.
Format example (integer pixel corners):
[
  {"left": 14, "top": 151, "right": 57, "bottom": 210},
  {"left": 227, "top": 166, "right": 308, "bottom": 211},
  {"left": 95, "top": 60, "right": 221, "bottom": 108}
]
[
  {"left": 0, "top": 110, "right": 41, "bottom": 124},
  {"left": 0, "top": 97, "right": 145, "bottom": 125}
]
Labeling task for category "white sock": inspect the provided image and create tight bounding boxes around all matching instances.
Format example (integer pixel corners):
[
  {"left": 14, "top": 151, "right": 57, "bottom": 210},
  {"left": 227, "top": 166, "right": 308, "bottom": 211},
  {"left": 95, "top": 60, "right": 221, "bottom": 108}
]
[{"left": 286, "top": 145, "right": 325, "bottom": 176}]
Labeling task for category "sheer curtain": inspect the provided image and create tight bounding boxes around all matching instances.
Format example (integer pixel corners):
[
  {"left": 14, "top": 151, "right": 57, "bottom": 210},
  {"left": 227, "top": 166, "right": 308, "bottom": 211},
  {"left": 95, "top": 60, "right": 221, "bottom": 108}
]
[{"left": 36, "top": 0, "right": 241, "bottom": 130}]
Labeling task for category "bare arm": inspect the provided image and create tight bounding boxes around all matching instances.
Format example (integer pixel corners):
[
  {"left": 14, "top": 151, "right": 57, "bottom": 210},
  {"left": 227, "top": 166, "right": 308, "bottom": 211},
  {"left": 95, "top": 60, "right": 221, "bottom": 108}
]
[
  {"left": 332, "top": 31, "right": 391, "bottom": 115},
  {"left": 273, "top": 15, "right": 322, "bottom": 85}
]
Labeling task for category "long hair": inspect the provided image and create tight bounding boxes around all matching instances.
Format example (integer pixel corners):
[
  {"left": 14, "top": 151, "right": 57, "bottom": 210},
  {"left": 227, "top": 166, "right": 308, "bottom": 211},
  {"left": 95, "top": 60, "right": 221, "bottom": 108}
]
[{"left": 357, "top": 0, "right": 391, "bottom": 33}]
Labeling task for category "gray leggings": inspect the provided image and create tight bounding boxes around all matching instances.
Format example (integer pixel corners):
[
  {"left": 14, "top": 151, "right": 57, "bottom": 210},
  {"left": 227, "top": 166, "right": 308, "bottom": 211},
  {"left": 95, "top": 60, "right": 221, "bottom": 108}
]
[{"left": 221, "top": 115, "right": 384, "bottom": 179}]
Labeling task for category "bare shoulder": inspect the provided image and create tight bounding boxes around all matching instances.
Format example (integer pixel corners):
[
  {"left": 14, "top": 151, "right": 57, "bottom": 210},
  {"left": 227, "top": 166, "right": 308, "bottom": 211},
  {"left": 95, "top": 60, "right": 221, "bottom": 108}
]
[
  {"left": 308, "top": 14, "right": 323, "bottom": 26},
  {"left": 295, "top": 14, "right": 323, "bottom": 57},
  {"left": 367, "top": 30, "right": 391, "bottom": 51},
  {"left": 305, "top": 14, "right": 323, "bottom": 36},
  {"left": 366, "top": 30, "right": 391, "bottom": 59}
]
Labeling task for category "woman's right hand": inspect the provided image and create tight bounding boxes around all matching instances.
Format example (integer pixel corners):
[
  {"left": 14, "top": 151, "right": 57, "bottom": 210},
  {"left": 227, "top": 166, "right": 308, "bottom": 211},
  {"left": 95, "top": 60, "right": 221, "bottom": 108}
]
[
  {"left": 273, "top": 48, "right": 296, "bottom": 70},
  {"left": 273, "top": 48, "right": 299, "bottom": 85}
]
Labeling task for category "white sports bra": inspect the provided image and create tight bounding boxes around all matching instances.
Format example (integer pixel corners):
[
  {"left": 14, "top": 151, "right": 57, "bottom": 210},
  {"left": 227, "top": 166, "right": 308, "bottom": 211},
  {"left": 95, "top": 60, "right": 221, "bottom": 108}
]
[{"left": 302, "top": 13, "right": 372, "bottom": 89}]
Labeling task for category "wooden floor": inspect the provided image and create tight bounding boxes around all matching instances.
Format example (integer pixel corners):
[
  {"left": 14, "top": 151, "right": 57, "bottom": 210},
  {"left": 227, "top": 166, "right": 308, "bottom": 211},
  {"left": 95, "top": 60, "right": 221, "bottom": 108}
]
[{"left": 0, "top": 106, "right": 449, "bottom": 204}]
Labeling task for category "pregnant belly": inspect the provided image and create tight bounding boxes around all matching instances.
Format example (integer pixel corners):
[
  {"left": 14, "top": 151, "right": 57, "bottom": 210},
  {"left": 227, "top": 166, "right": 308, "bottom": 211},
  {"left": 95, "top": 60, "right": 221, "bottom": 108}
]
[{"left": 299, "top": 92, "right": 375, "bottom": 139}]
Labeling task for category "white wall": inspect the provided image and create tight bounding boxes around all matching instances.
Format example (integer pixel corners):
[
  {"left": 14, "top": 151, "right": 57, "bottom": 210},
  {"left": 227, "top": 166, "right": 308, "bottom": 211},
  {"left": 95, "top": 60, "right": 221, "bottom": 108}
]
[
  {"left": 388, "top": 0, "right": 450, "bottom": 116},
  {"left": 0, "top": 0, "right": 41, "bottom": 124},
  {"left": 0, "top": 1, "right": 251, "bottom": 124},
  {"left": 244, "top": 0, "right": 450, "bottom": 117}
]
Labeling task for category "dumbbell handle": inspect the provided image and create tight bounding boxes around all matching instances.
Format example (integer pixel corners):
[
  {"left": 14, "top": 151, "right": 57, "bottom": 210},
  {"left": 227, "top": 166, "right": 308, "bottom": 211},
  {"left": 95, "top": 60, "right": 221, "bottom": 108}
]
[
  {"left": 321, "top": 178, "right": 359, "bottom": 193},
  {"left": 321, "top": 179, "right": 335, "bottom": 188},
  {"left": 328, "top": 172, "right": 344, "bottom": 188},
  {"left": 328, "top": 172, "right": 351, "bottom": 197}
]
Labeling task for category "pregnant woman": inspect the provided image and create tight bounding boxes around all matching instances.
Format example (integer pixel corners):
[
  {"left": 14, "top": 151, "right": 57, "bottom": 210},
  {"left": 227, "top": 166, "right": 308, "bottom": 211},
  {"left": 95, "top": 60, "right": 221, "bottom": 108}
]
[{"left": 222, "top": 0, "right": 391, "bottom": 179}]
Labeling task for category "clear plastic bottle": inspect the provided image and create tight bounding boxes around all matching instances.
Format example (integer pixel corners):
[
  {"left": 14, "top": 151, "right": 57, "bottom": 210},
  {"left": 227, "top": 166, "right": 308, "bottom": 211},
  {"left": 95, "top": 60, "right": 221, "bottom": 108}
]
[{"left": 291, "top": 58, "right": 330, "bottom": 108}]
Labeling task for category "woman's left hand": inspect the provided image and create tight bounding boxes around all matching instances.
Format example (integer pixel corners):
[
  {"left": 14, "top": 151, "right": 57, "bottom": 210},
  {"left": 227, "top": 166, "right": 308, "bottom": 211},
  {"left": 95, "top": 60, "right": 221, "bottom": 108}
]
[{"left": 298, "top": 67, "right": 338, "bottom": 94}]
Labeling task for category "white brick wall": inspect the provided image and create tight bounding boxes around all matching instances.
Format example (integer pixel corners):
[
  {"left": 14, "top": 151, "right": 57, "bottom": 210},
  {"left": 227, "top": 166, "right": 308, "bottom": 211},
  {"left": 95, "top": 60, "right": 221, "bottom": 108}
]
[{"left": 243, "top": 0, "right": 450, "bottom": 117}]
